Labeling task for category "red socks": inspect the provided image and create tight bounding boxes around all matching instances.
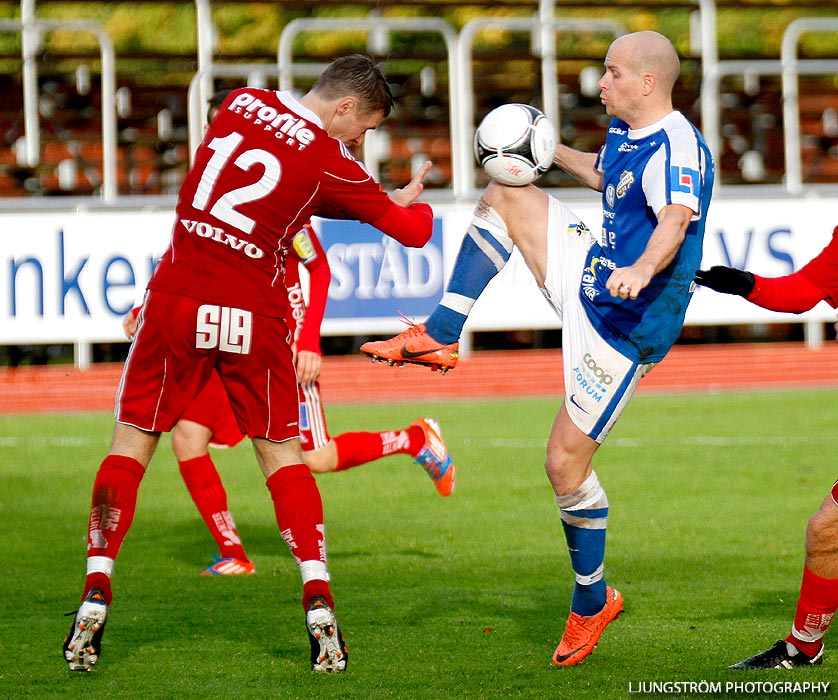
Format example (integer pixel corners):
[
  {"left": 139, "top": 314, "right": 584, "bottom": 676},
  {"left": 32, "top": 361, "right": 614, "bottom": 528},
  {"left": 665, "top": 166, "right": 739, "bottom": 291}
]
[
  {"left": 332, "top": 426, "right": 424, "bottom": 471},
  {"left": 266, "top": 463, "right": 333, "bottom": 609},
  {"left": 787, "top": 564, "right": 838, "bottom": 656},
  {"left": 178, "top": 454, "right": 248, "bottom": 561},
  {"left": 84, "top": 454, "right": 146, "bottom": 604}
]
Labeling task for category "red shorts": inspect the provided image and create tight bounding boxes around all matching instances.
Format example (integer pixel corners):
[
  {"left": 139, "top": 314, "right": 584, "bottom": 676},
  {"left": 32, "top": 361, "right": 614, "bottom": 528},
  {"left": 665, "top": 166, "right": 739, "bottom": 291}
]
[
  {"left": 298, "top": 381, "right": 330, "bottom": 452},
  {"left": 116, "top": 290, "right": 299, "bottom": 442},
  {"left": 180, "top": 371, "right": 244, "bottom": 448},
  {"left": 161, "top": 375, "right": 330, "bottom": 452},
  {"left": 832, "top": 480, "right": 838, "bottom": 506}
]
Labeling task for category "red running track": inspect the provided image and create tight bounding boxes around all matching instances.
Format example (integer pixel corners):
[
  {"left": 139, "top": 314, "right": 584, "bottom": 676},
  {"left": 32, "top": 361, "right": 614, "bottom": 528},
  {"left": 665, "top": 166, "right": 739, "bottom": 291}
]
[{"left": 3, "top": 342, "right": 838, "bottom": 415}]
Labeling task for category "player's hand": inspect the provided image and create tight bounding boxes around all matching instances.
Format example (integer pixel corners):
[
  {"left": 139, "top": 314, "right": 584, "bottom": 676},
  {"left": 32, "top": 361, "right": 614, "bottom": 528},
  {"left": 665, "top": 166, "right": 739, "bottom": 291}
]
[
  {"left": 122, "top": 309, "right": 139, "bottom": 339},
  {"left": 694, "top": 267, "right": 755, "bottom": 296},
  {"left": 389, "top": 160, "right": 432, "bottom": 207},
  {"left": 606, "top": 263, "right": 653, "bottom": 300},
  {"left": 295, "top": 350, "right": 322, "bottom": 385}
]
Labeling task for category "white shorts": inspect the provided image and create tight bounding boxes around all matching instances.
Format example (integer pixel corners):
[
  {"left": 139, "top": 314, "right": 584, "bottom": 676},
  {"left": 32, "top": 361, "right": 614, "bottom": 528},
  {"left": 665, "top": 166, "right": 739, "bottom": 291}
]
[{"left": 542, "top": 196, "right": 655, "bottom": 442}]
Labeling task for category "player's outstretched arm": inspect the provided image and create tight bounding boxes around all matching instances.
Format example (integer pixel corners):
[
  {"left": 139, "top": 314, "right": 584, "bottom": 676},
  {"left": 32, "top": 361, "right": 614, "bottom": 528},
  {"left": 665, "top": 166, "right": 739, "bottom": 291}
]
[
  {"left": 365, "top": 160, "right": 434, "bottom": 249},
  {"left": 696, "top": 267, "right": 826, "bottom": 313},
  {"left": 552, "top": 144, "right": 602, "bottom": 191}
]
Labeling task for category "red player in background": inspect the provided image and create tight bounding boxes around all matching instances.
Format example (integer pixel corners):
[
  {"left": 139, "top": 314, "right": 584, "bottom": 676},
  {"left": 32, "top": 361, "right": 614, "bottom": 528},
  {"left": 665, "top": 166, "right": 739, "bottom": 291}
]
[
  {"left": 696, "top": 226, "right": 838, "bottom": 669},
  {"left": 121, "top": 221, "right": 456, "bottom": 579}
]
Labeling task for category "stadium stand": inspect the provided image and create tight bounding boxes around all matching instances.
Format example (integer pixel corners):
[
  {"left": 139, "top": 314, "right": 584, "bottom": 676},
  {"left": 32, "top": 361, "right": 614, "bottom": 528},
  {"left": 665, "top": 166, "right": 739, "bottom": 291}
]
[{"left": 0, "top": 0, "right": 836, "bottom": 200}]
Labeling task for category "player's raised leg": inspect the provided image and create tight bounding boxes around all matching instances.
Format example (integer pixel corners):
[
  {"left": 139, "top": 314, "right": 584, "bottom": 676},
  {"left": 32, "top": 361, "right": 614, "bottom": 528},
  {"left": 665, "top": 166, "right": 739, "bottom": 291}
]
[
  {"left": 326, "top": 419, "right": 456, "bottom": 495},
  {"left": 300, "top": 382, "right": 456, "bottom": 495},
  {"left": 360, "top": 197, "right": 514, "bottom": 372}
]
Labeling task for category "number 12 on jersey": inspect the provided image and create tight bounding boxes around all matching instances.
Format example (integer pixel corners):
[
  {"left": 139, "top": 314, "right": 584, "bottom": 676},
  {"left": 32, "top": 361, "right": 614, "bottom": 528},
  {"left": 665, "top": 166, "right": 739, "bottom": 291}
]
[{"left": 191, "top": 131, "right": 281, "bottom": 235}]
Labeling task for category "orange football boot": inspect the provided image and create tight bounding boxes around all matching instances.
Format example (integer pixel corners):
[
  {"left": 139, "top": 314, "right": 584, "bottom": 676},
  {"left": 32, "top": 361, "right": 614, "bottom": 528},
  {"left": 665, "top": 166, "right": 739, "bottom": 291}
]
[
  {"left": 552, "top": 586, "right": 624, "bottom": 666},
  {"left": 360, "top": 321, "right": 459, "bottom": 374}
]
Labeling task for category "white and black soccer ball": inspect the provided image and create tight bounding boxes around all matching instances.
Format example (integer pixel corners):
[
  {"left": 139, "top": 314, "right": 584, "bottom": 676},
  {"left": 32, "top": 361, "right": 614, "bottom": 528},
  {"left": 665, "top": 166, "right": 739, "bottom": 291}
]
[{"left": 473, "top": 103, "right": 556, "bottom": 186}]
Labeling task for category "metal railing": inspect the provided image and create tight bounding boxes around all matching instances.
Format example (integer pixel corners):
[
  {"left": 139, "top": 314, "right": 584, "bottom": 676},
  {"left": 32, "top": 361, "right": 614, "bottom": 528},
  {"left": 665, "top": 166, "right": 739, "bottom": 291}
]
[
  {"left": 14, "top": 2, "right": 118, "bottom": 200},
  {"left": 781, "top": 18, "right": 838, "bottom": 193},
  {"left": 277, "top": 16, "right": 463, "bottom": 195},
  {"left": 8, "top": 0, "right": 838, "bottom": 203}
]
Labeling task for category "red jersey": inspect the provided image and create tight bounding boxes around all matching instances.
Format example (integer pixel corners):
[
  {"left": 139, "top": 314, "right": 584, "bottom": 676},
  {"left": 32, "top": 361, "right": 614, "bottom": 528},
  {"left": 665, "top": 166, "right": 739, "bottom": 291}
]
[
  {"left": 748, "top": 226, "right": 838, "bottom": 312},
  {"left": 148, "top": 88, "right": 431, "bottom": 318}
]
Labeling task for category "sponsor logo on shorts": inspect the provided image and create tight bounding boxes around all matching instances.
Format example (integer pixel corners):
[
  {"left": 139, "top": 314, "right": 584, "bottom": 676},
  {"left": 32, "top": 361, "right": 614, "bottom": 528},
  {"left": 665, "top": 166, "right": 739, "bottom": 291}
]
[
  {"left": 568, "top": 393, "right": 589, "bottom": 414},
  {"left": 570, "top": 352, "right": 614, "bottom": 404},
  {"left": 582, "top": 352, "right": 614, "bottom": 385},
  {"left": 195, "top": 304, "right": 252, "bottom": 354},
  {"left": 568, "top": 221, "right": 590, "bottom": 238}
]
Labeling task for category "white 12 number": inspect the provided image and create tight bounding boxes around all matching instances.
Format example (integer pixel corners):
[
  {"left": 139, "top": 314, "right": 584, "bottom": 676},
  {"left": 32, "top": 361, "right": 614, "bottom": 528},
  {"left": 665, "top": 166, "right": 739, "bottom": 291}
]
[{"left": 191, "top": 131, "right": 280, "bottom": 235}]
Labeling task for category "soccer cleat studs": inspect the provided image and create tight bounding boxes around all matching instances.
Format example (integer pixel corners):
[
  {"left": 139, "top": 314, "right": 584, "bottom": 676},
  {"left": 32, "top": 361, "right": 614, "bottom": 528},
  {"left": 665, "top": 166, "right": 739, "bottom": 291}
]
[
  {"left": 63, "top": 588, "right": 108, "bottom": 672},
  {"left": 306, "top": 596, "right": 348, "bottom": 673}
]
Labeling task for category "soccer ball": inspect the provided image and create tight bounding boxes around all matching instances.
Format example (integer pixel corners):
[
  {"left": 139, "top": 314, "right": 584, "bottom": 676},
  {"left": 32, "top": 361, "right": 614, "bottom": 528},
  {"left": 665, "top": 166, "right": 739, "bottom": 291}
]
[{"left": 473, "top": 103, "right": 556, "bottom": 186}]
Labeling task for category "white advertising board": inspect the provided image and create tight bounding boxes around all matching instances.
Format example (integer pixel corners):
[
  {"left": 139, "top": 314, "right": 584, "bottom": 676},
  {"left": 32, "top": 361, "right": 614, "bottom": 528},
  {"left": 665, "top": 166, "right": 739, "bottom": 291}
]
[{"left": 0, "top": 195, "right": 835, "bottom": 350}]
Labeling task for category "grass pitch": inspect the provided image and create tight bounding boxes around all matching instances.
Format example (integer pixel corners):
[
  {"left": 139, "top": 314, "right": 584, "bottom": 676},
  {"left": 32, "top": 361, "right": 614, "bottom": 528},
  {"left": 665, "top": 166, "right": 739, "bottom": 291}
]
[{"left": 0, "top": 390, "right": 835, "bottom": 699}]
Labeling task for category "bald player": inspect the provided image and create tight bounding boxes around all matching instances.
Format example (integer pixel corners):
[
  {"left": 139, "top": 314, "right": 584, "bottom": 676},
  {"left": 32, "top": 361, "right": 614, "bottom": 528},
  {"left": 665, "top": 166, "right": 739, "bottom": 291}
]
[{"left": 361, "top": 31, "right": 715, "bottom": 666}]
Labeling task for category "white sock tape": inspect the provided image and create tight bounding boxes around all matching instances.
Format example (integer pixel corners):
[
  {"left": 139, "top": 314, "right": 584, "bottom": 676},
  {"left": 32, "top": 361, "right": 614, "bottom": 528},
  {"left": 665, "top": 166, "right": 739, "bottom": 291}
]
[
  {"left": 86, "top": 556, "right": 115, "bottom": 577},
  {"left": 299, "top": 559, "right": 330, "bottom": 583}
]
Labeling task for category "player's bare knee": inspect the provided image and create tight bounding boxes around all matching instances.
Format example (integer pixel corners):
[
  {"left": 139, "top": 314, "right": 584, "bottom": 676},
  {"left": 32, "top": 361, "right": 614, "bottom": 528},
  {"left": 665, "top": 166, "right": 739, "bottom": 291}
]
[
  {"left": 303, "top": 456, "right": 330, "bottom": 473},
  {"left": 806, "top": 503, "right": 838, "bottom": 556},
  {"left": 170, "top": 427, "right": 187, "bottom": 459},
  {"left": 544, "top": 451, "right": 589, "bottom": 496},
  {"left": 484, "top": 179, "right": 542, "bottom": 213},
  {"left": 170, "top": 426, "right": 205, "bottom": 461}
]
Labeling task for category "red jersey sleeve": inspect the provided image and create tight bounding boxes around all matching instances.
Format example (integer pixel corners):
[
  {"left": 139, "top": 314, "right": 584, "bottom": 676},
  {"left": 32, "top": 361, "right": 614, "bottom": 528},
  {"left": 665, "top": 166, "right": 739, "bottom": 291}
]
[
  {"left": 314, "top": 141, "right": 433, "bottom": 247},
  {"left": 369, "top": 201, "right": 434, "bottom": 247},
  {"left": 293, "top": 226, "right": 329, "bottom": 355},
  {"left": 797, "top": 226, "right": 838, "bottom": 307},
  {"left": 747, "top": 272, "right": 826, "bottom": 312},
  {"left": 746, "top": 226, "right": 838, "bottom": 312}
]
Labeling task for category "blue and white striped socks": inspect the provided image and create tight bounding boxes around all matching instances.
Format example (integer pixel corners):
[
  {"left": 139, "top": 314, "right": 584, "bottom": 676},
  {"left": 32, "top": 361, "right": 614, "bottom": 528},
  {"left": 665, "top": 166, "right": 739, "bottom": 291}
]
[
  {"left": 424, "top": 203, "right": 513, "bottom": 344},
  {"left": 556, "top": 470, "right": 609, "bottom": 617}
]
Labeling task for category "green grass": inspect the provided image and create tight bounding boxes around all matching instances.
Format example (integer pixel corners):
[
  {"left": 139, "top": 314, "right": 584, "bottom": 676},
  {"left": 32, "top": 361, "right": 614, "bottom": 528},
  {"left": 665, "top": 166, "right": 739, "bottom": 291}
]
[{"left": 1, "top": 391, "right": 836, "bottom": 699}]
